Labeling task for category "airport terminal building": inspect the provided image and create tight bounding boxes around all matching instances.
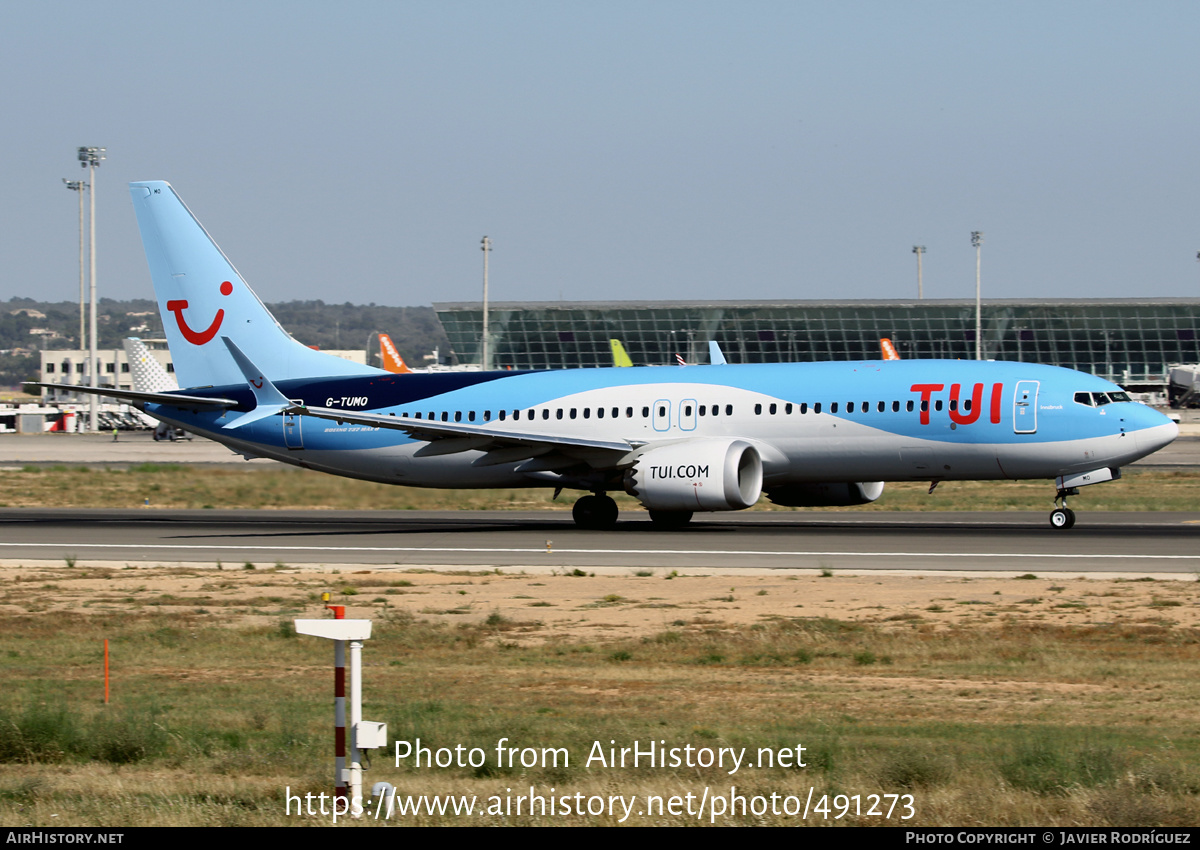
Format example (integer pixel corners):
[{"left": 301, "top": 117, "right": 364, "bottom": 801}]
[{"left": 434, "top": 298, "right": 1200, "bottom": 394}]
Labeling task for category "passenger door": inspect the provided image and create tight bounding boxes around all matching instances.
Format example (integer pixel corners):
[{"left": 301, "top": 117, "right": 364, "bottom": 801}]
[{"left": 1013, "top": 381, "right": 1038, "bottom": 434}]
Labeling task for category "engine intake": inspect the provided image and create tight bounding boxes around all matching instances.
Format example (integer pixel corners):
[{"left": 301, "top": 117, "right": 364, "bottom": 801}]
[{"left": 624, "top": 439, "right": 763, "bottom": 512}]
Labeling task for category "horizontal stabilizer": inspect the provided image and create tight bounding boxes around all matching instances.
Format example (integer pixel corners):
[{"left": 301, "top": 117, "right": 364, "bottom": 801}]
[{"left": 28, "top": 382, "right": 237, "bottom": 409}]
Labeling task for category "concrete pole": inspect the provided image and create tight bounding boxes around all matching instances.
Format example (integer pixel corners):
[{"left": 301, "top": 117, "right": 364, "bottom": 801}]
[
  {"left": 481, "top": 236, "right": 491, "bottom": 371},
  {"left": 971, "top": 232, "right": 984, "bottom": 360},
  {"left": 88, "top": 161, "right": 98, "bottom": 431}
]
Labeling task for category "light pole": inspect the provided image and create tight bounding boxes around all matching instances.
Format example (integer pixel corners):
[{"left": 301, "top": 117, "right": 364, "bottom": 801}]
[
  {"left": 63, "top": 180, "right": 88, "bottom": 353},
  {"left": 971, "top": 231, "right": 983, "bottom": 360},
  {"left": 480, "top": 236, "right": 492, "bottom": 371},
  {"left": 912, "top": 245, "right": 925, "bottom": 300},
  {"left": 79, "top": 146, "right": 105, "bottom": 430}
]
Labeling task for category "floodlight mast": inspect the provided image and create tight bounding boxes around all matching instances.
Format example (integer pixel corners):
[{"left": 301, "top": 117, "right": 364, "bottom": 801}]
[
  {"left": 971, "top": 231, "right": 984, "bottom": 360},
  {"left": 63, "top": 180, "right": 88, "bottom": 357},
  {"left": 78, "top": 147, "right": 105, "bottom": 431},
  {"left": 481, "top": 236, "right": 492, "bottom": 371},
  {"left": 912, "top": 245, "right": 925, "bottom": 300}
]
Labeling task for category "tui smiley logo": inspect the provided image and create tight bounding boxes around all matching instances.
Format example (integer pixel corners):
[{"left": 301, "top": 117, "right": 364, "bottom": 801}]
[{"left": 167, "top": 281, "right": 233, "bottom": 345}]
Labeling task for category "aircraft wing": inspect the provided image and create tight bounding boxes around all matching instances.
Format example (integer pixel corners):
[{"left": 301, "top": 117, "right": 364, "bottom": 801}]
[
  {"left": 299, "top": 405, "right": 637, "bottom": 465},
  {"left": 28, "top": 382, "right": 240, "bottom": 409}
]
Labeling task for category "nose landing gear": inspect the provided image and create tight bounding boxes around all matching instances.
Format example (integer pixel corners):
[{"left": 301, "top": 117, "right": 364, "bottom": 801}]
[{"left": 1050, "top": 487, "right": 1079, "bottom": 529}]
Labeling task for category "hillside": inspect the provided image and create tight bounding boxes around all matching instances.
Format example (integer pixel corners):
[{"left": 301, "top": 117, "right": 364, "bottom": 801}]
[{"left": 0, "top": 297, "right": 452, "bottom": 389}]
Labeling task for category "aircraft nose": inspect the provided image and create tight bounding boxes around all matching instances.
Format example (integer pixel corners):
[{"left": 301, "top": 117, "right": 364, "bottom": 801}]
[{"left": 1133, "top": 408, "right": 1178, "bottom": 456}]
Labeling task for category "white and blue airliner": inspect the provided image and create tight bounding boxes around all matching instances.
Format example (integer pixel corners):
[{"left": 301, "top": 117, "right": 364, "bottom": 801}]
[{"left": 49, "top": 182, "right": 1179, "bottom": 530}]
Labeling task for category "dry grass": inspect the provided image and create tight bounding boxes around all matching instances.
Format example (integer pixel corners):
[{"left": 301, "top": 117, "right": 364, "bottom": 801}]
[{"left": 1, "top": 564, "right": 1199, "bottom": 826}]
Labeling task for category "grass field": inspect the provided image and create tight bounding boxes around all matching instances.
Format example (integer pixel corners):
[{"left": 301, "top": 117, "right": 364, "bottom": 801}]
[
  {"left": 0, "top": 463, "right": 1197, "bottom": 512},
  {"left": 1, "top": 562, "right": 1199, "bottom": 827}
]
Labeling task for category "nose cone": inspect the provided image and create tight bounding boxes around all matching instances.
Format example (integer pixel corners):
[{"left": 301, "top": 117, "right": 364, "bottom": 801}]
[{"left": 1132, "top": 407, "right": 1178, "bottom": 458}]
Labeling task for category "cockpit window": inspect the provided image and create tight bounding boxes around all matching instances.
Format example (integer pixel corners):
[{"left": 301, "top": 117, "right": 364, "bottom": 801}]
[{"left": 1075, "top": 390, "right": 1132, "bottom": 407}]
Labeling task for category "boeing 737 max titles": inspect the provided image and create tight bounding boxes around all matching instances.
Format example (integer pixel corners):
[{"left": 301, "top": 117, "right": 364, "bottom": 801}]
[{"left": 43, "top": 181, "right": 1179, "bottom": 530}]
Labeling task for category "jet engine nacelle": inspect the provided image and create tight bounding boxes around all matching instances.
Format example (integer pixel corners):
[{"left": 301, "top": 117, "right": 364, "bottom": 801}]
[
  {"left": 765, "top": 481, "right": 885, "bottom": 507},
  {"left": 624, "top": 439, "right": 763, "bottom": 512}
]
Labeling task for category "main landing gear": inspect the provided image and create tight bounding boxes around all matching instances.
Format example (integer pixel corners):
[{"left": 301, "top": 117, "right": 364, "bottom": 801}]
[
  {"left": 1049, "top": 487, "right": 1079, "bottom": 530},
  {"left": 572, "top": 493, "right": 619, "bottom": 530}
]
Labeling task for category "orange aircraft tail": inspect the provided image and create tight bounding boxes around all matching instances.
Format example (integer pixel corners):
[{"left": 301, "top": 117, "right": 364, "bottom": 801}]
[
  {"left": 880, "top": 338, "right": 900, "bottom": 360},
  {"left": 379, "top": 334, "right": 413, "bottom": 373}
]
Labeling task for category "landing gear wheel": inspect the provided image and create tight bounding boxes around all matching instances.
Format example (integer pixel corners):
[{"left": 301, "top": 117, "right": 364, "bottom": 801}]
[
  {"left": 572, "top": 494, "right": 619, "bottom": 530},
  {"left": 648, "top": 509, "right": 693, "bottom": 529},
  {"left": 1049, "top": 508, "right": 1076, "bottom": 529}
]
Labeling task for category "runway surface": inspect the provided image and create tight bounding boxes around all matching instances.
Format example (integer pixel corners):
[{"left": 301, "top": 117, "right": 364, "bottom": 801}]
[{"left": 1, "top": 508, "right": 1197, "bottom": 573}]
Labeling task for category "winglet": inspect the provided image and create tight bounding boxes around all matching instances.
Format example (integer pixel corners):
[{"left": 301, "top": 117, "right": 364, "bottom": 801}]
[
  {"left": 610, "top": 339, "right": 634, "bottom": 368},
  {"left": 221, "top": 337, "right": 300, "bottom": 428},
  {"left": 708, "top": 340, "right": 727, "bottom": 365}
]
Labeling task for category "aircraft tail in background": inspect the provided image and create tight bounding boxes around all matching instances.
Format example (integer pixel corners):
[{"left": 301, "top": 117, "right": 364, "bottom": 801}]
[
  {"left": 128, "top": 181, "right": 385, "bottom": 389},
  {"left": 379, "top": 334, "right": 414, "bottom": 373},
  {"left": 123, "top": 338, "right": 178, "bottom": 393},
  {"left": 880, "top": 338, "right": 900, "bottom": 360},
  {"left": 610, "top": 339, "right": 634, "bottom": 367}
]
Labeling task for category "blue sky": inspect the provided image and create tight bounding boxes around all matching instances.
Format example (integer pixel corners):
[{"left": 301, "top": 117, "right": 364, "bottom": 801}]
[{"left": 2, "top": 1, "right": 1198, "bottom": 307}]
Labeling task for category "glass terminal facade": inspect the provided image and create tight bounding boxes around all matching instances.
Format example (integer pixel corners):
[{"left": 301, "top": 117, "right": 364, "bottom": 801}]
[{"left": 434, "top": 299, "right": 1200, "bottom": 389}]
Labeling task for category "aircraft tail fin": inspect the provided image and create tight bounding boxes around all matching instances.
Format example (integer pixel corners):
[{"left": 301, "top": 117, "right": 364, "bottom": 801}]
[
  {"left": 708, "top": 340, "right": 728, "bottom": 365},
  {"left": 610, "top": 339, "right": 634, "bottom": 367},
  {"left": 379, "top": 333, "right": 413, "bottom": 373},
  {"left": 128, "top": 181, "right": 384, "bottom": 389},
  {"left": 880, "top": 338, "right": 900, "bottom": 360},
  {"left": 122, "top": 338, "right": 178, "bottom": 393}
]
